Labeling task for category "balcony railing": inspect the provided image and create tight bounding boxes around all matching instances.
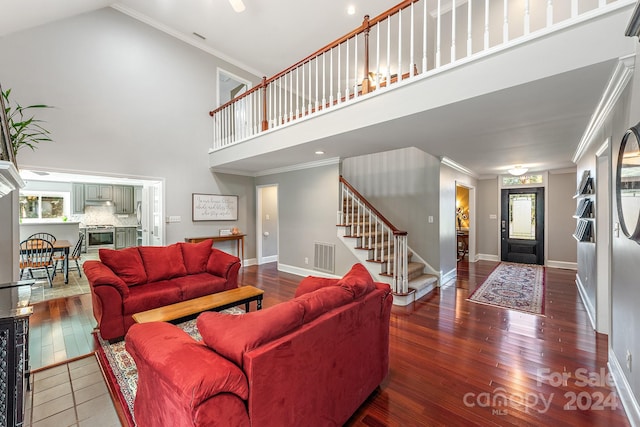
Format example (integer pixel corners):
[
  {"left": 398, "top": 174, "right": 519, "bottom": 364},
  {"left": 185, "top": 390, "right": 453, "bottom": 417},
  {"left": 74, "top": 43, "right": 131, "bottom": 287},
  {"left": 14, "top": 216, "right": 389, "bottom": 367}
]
[{"left": 209, "top": 0, "right": 629, "bottom": 151}]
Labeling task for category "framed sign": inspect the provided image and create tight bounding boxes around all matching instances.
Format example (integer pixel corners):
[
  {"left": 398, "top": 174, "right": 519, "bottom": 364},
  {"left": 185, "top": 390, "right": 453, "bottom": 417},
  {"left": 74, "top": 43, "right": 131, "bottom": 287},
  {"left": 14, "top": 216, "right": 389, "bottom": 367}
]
[{"left": 192, "top": 193, "right": 238, "bottom": 221}]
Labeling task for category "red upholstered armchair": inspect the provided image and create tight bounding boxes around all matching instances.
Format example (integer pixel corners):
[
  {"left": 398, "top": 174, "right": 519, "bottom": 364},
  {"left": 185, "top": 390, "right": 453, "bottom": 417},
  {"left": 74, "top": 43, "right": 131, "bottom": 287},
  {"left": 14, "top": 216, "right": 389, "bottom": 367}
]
[{"left": 84, "top": 239, "right": 240, "bottom": 340}]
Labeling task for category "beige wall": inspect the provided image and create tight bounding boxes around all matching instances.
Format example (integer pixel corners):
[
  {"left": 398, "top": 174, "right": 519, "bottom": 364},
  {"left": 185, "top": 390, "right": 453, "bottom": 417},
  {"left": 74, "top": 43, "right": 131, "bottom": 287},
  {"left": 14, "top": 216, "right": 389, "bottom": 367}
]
[{"left": 476, "top": 178, "right": 499, "bottom": 258}]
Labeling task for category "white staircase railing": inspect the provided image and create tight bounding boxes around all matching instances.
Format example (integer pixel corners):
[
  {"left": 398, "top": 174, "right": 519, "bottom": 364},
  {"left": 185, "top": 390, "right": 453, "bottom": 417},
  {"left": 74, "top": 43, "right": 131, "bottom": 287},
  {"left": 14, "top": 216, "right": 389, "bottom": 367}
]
[
  {"left": 339, "top": 176, "right": 409, "bottom": 294},
  {"left": 209, "top": 0, "right": 630, "bottom": 150}
]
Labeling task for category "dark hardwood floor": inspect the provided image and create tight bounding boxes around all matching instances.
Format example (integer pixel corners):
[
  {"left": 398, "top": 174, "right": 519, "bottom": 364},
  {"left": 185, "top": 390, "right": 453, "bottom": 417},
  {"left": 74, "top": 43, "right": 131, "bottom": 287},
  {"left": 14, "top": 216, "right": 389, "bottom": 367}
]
[{"left": 29, "top": 260, "right": 630, "bottom": 426}]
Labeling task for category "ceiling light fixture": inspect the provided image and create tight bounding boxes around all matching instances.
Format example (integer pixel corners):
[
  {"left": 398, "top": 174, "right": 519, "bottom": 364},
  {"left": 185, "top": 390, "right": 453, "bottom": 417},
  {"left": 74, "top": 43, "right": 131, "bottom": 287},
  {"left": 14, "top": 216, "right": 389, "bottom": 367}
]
[
  {"left": 315, "top": 150, "right": 325, "bottom": 155},
  {"left": 508, "top": 165, "right": 528, "bottom": 176},
  {"left": 347, "top": 5, "right": 356, "bottom": 15},
  {"left": 229, "top": 0, "right": 246, "bottom": 13}
]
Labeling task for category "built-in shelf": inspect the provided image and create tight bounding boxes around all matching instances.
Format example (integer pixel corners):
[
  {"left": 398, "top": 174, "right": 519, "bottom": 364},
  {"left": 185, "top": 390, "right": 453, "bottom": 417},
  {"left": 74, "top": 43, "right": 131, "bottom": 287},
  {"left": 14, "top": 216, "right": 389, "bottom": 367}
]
[{"left": 574, "top": 170, "right": 595, "bottom": 243}]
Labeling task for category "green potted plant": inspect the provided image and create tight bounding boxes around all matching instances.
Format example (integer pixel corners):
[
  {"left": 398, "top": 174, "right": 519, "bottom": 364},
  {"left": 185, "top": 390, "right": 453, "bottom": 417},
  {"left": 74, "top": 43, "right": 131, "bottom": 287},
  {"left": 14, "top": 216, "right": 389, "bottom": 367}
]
[{"left": 1, "top": 88, "right": 52, "bottom": 159}]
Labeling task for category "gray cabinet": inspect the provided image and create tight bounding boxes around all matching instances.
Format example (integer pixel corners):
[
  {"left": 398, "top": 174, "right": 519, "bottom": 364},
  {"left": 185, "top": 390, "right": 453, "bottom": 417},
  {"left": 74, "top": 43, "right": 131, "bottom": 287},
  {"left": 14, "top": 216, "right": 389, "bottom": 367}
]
[
  {"left": 115, "top": 227, "right": 138, "bottom": 249},
  {"left": 72, "top": 183, "right": 85, "bottom": 214},
  {"left": 85, "top": 184, "right": 113, "bottom": 202},
  {"left": 113, "top": 186, "right": 134, "bottom": 214}
]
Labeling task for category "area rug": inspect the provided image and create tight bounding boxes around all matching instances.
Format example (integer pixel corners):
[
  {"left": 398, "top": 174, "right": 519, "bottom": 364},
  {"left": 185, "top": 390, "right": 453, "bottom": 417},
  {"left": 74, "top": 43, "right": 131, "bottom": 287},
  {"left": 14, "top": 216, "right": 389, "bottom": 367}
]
[
  {"left": 94, "top": 307, "right": 243, "bottom": 427},
  {"left": 467, "top": 262, "right": 545, "bottom": 315}
]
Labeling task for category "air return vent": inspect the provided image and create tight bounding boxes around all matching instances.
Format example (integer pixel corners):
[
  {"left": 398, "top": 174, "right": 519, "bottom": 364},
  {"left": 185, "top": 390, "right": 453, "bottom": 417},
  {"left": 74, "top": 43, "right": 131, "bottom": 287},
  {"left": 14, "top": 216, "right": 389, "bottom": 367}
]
[{"left": 314, "top": 242, "right": 335, "bottom": 274}]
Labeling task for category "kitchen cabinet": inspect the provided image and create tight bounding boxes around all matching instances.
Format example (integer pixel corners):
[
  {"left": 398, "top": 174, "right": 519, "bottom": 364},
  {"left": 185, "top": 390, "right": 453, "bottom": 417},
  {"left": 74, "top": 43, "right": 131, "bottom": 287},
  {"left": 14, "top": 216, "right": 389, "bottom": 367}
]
[
  {"left": 112, "top": 185, "right": 134, "bottom": 214},
  {"left": 72, "top": 183, "right": 85, "bottom": 214},
  {"left": 115, "top": 227, "right": 138, "bottom": 249},
  {"left": 85, "top": 184, "right": 113, "bottom": 202}
]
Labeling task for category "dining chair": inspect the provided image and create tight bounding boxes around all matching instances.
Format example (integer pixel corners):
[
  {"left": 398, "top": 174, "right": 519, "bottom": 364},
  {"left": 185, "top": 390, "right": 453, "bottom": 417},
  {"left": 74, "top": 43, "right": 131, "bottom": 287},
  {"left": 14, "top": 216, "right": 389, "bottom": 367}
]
[
  {"left": 26, "top": 232, "right": 57, "bottom": 244},
  {"left": 53, "top": 231, "right": 84, "bottom": 279},
  {"left": 19, "top": 238, "right": 55, "bottom": 287}
]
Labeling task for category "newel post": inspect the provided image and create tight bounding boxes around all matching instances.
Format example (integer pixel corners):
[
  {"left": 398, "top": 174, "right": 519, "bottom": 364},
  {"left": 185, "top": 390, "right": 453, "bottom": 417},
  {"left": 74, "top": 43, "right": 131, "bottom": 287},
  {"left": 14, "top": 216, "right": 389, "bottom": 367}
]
[
  {"left": 261, "top": 76, "right": 269, "bottom": 131},
  {"left": 361, "top": 15, "right": 371, "bottom": 94}
]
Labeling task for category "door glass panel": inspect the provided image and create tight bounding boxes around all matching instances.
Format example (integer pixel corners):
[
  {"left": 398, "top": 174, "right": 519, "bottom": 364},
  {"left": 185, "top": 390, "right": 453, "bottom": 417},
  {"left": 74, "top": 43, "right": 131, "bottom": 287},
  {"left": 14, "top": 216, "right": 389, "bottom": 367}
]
[{"left": 509, "top": 193, "right": 536, "bottom": 240}]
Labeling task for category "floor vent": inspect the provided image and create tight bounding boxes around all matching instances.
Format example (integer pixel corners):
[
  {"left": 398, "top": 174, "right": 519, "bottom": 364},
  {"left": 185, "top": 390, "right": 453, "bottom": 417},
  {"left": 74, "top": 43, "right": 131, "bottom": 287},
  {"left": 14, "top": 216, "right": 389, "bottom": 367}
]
[{"left": 314, "top": 242, "right": 335, "bottom": 274}]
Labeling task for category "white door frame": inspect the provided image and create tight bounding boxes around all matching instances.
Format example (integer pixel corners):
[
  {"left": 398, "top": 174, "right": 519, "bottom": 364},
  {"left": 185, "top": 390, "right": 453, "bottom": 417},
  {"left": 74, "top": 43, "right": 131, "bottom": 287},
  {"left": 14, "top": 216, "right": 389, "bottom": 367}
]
[
  {"left": 256, "top": 184, "right": 279, "bottom": 265},
  {"left": 595, "top": 139, "right": 611, "bottom": 334},
  {"left": 455, "top": 181, "right": 476, "bottom": 262}
]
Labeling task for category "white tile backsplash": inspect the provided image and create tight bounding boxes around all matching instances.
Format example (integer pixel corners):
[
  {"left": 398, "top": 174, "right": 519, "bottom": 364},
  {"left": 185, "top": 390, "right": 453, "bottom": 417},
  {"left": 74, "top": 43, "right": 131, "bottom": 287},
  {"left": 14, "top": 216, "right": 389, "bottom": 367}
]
[{"left": 71, "top": 205, "right": 138, "bottom": 227}]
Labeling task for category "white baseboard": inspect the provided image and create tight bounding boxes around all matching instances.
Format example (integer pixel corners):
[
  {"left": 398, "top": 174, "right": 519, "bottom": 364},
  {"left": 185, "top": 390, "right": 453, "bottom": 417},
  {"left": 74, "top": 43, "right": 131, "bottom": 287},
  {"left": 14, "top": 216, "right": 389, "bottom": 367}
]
[
  {"left": 575, "top": 274, "right": 596, "bottom": 331},
  {"left": 609, "top": 347, "right": 640, "bottom": 427},
  {"left": 476, "top": 253, "right": 499, "bottom": 262},
  {"left": 258, "top": 255, "right": 278, "bottom": 264},
  {"left": 277, "top": 263, "right": 340, "bottom": 279},
  {"left": 440, "top": 268, "right": 457, "bottom": 287},
  {"left": 547, "top": 260, "right": 577, "bottom": 270},
  {"left": 242, "top": 258, "right": 258, "bottom": 267}
]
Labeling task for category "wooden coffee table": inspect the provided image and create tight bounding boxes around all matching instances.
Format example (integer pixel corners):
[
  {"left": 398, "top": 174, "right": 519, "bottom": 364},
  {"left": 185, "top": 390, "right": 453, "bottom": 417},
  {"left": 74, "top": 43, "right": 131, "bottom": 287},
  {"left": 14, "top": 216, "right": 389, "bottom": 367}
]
[{"left": 132, "top": 285, "right": 264, "bottom": 324}]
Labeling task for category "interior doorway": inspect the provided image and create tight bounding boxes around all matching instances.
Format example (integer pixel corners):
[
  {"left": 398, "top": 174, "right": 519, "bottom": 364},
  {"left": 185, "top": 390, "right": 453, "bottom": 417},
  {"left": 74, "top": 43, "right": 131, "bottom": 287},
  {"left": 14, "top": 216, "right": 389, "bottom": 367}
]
[
  {"left": 455, "top": 185, "right": 470, "bottom": 261},
  {"left": 256, "top": 185, "right": 278, "bottom": 264},
  {"left": 500, "top": 187, "right": 545, "bottom": 264}
]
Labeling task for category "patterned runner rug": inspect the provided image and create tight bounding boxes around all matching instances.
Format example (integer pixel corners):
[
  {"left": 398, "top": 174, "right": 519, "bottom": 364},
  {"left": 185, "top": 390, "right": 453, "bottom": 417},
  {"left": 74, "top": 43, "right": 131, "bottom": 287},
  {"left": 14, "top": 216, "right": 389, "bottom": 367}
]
[
  {"left": 94, "top": 308, "right": 243, "bottom": 427},
  {"left": 467, "top": 262, "right": 545, "bottom": 315}
]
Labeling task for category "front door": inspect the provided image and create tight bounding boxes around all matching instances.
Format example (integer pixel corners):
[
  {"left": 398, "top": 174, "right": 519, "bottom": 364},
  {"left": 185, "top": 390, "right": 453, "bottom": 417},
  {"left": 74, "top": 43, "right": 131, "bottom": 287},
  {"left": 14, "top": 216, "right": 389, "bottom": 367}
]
[{"left": 501, "top": 187, "right": 544, "bottom": 265}]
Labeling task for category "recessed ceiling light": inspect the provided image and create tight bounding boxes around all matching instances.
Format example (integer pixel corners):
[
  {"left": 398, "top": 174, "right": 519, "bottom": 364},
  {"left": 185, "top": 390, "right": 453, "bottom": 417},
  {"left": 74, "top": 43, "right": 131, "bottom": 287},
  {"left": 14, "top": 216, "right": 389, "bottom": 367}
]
[
  {"left": 347, "top": 5, "right": 356, "bottom": 15},
  {"left": 315, "top": 151, "right": 325, "bottom": 155}
]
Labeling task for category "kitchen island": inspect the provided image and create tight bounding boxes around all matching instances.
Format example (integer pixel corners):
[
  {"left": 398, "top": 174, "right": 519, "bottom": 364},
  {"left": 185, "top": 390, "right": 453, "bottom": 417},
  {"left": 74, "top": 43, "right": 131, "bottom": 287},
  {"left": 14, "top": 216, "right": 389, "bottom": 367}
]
[{"left": 19, "top": 221, "right": 81, "bottom": 244}]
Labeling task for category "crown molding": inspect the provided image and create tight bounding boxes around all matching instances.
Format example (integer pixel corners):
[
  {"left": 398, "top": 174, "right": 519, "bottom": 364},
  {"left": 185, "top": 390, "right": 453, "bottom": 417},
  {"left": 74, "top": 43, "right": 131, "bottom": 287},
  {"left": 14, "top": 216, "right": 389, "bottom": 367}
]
[
  {"left": 440, "top": 156, "right": 478, "bottom": 178},
  {"left": 573, "top": 55, "right": 635, "bottom": 164}
]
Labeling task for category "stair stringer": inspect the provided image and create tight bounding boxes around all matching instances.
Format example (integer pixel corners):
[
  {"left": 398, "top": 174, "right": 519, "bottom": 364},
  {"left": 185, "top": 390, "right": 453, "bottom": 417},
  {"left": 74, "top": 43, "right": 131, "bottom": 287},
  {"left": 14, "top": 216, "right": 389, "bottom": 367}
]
[{"left": 337, "top": 225, "right": 439, "bottom": 306}]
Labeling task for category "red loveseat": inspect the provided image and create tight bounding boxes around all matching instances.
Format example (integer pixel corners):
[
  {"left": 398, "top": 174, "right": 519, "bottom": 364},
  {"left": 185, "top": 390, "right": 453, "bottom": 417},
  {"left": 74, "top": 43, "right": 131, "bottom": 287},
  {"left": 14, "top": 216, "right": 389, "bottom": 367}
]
[
  {"left": 125, "top": 263, "right": 393, "bottom": 427},
  {"left": 83, "top": 239, "right": 241, "bottom": 340}
]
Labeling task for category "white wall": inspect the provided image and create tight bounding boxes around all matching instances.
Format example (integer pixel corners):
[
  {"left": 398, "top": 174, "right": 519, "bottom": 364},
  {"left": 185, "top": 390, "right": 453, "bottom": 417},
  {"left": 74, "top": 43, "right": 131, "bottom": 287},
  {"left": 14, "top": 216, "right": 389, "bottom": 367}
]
[{"left": 0, "top": 8, "right": 259, "bottom": 254}]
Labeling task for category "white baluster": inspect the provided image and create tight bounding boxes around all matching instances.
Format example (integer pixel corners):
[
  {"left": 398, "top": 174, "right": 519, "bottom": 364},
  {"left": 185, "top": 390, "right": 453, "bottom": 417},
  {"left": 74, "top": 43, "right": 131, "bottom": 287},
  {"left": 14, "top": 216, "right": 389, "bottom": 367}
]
[
  {"left": 503, "top": 0, "right": 508, "bottom": 43},
  {"left": 295, "top": 68, "right": 299, "bottom": 119},
  {"left": 423, "top": 0, "right": 428, "bottom": 72},
  {"left": 398, "top": 9, "right": 403, "bottom": 80},
  {"left": 410, "top": 3, "right": 415, "bottom": 77},
  {"left": 484, "top": 0, "right": 490, "bottom": 50},
  {"left": 353, "top": 34, "right": 358, "bottom": 98},
  {"left": 387, "top": 229, "right": 392, "bottom": 284},
  {"left": 289, "top": 71, "right": 293, "bottom": 121},
  {"left": 329, "top": 48, "right": 334, "bottom": 106},
  {"left": 436, "top": 0, "right": 442, "bottom": 68},
  {"left": 547, "top": 1, "right": 553, "bottom": 27},
  {"left": 451, "top": 0, "right": 456, "bottom": 63},
  {"left": 386, "top": 17, "right": 392, "bottom": 83},
  {"left": 598, "top": 0, "right": 605, "bottom": 6},
  {"left": 524, "top": 0, "right": 530, "bottom": 35},
  {"left": 285, "top": 73, "right": 290, "bottom": 123},
  {"left": 571, "top": 0, "right": 578, "bottom": 18},
  {"left": 345, "top": 39, "right": 350, "bottom": 100},
  {"left": 308, "top": 61, "right": 313, "bottom": 113},
  {"left": 376, "top": 23, "right": 381, "bottom": 88},
  {"left": 315, "top": 56, "right": 320, "bottom": 110},
  {"left": 337, "top": 44, "right": 342, "bottom": 103},
  {"left": 467, "top": 0, "right": 473, "bottom": 57},
  {"left": 368, "top": 210, "right": 372, "bottom": 249},
  {"left": 278, "top": 76, "right": 283, "bottom": 126},
  {"left": 374, "top": 219, "right": 379, "bottom": 261},
  {"left": 322, "top": 53, "right": 326, "bottom": 109}
]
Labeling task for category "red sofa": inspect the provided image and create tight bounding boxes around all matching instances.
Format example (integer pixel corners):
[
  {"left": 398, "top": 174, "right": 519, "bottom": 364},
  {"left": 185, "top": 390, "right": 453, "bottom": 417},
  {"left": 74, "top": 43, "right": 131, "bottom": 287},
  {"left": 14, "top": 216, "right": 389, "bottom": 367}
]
[
  {"left": 83, "top": 239, "right": 241, "bottom": 340},
  {"left": 125, "top": 263, "right": 393, "bottom": 427}
]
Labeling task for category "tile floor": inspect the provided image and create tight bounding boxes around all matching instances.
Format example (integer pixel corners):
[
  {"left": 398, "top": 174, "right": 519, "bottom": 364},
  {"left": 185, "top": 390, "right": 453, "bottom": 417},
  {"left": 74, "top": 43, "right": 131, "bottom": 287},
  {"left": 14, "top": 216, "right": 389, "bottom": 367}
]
[
  {"left": 25, "top": 355, "right": 121, "bottom": 427},
  {"left": 26, "top": 252, "right": 96, "bottom": 303}
]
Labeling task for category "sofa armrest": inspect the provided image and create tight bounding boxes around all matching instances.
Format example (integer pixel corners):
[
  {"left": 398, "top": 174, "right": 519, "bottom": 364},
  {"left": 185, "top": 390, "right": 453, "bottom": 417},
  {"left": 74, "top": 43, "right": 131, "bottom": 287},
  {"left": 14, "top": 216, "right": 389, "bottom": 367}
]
[
  {"left": 294, "top": 276, "right": 340, "bottom": 298},
  {"left": 83, "top": 260, "right": 130, "bottom": 299},
  {"left": 125, "top": 322, "right": 249, "bottom": 408},
  {"left": 207, "top": 248, "right": 241, "bottom": 282}
]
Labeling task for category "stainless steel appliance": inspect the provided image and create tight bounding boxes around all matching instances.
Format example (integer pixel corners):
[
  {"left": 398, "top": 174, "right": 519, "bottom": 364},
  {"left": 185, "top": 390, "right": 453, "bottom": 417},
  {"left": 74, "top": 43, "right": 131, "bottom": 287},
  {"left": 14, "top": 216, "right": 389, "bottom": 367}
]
[{"left": 86, "top": 225, "right": 115, "bottom": 250}]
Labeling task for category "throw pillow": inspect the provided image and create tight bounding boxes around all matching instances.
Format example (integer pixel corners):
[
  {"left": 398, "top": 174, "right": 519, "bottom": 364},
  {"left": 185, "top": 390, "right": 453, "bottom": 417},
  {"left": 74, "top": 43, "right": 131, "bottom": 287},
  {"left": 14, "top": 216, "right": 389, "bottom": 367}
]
[
  {"left": 294, "top": 276, "right": 340, "bottom": 298},
  {"left": 295, "top": 286, "right": 353, "bottom": 323},
  {"left": 99, "top": 247, "right": 147, "bottom": 286},
  {"left": 336, "top": 263, "right": 375, "bottom": 299},
  {"left": 198, "top": 300, "right": 305, "bottom": 367},
  {"left": 180, "top": 239, "right": 213, "bottom": 274},
  {"left": 138, "top": 243, "right": 188, "bottom": 283}
]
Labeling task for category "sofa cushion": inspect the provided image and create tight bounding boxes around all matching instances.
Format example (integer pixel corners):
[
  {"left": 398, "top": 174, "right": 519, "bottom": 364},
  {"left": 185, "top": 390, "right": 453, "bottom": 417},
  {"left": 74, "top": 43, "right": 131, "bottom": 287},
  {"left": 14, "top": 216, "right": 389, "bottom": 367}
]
[
  {"left": 336, "top": 263, "right": 375, "bottom": 299},
  {"left": 138, "top": 244, "right": 187, "bottom": 283},
  {"left": 171, "top": 273, "right": 228, "bottom": 300},
  {"left": 198, "top": 300, "right": 305, "bottom": 367},
  {"left": 99, "top": 247, "right": 147, "bottom": 286},
  {"left": 124, "top": 280, "right": 183, "bottom": 315},
  {"left": 295, "top": 286, "right": 353, "bottom": 323},
  {"left": 180, "top": 239, "right": 213, "bottom": 274},
  {"left": 294, "top": 276, "right": 340, "bottom": 298}
]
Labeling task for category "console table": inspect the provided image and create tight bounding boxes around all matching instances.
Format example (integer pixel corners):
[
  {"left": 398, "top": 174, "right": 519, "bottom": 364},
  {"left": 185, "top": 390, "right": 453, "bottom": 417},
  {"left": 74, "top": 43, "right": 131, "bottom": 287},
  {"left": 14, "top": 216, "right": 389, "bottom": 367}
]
[
  {"left": 0, "top": 280, "right": 33, "bottom": 427},
  {"left": 184, "top": 234, "right": 245, "bottom": 265}
]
